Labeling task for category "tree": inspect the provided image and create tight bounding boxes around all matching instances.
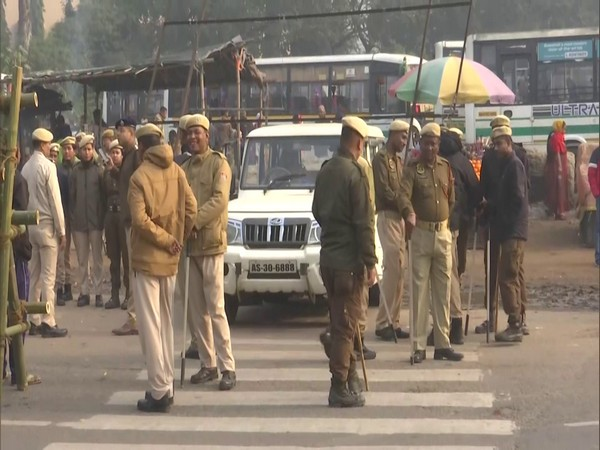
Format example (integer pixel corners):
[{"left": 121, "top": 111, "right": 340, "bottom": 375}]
[
  {"left": 0, "top": 0, "right": 12, "bottom": 72},
  {"left": 17, "top": 0, "right": 32, "bottom": 54},
  {"left": 31, "top": 0, "right": 45, "bottom": 39}
]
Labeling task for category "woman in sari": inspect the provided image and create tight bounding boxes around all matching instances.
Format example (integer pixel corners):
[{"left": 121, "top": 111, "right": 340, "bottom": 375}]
[{"left": 545, "top": 120, "right": 570, "bottom": 220}]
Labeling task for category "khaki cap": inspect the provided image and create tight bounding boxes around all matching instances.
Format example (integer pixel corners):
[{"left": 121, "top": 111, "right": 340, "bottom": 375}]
[
  {"left": 421, "top": 122, "right": 441, "bottom": 138},
  {"left": 75, "top": 131, "right": 86, "bottom": 141},
  {"left": 490, "top": 115, "right": 511, "bottom": 129},
  {"left": 341, "top": 115, "right": 368, "bottom": 139},
  {"left": 79, "top": 134, "right": 94, "bottom": 149},
  {"left": 32, "top": 128, "right": 53, "bottom": 143},
  {"left": 135, "top": 123, "right": 164, "bottom": 139},
  {"left": 389, "top": 119, "right": 410, "bottom": 133},
  {"left": 109, "top": 139, "right": 123, "bottom": 151},
  {"left": 491, "top": 126, "right": 512, "bottom": 139},
  {"left": 179, "top": 114, "right": 192, "bottom": 130},
  {"left": 185, "top": 114, "right": 210, "bottom": 131},
  {"left": 102, "top": 128, "right": 116, "bottom": 139},
  {"left": 61, "top": 136, "right": 76, "bottom": 147},
  {"left": 449, "top": 127, "right": 464, "bottom": 138},
  {"left": 49, "top": 143, "right": 60, "bottom": 152}
]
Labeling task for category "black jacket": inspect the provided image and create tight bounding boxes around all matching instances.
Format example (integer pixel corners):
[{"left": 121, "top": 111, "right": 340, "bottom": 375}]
[
  {"left": 495, "top": 152, "right": 529, "bottom": 242},
  {"left": 439, "top": 133, "right": 481, "bottom": 231},
  {"left": 13, "top": 170, "right": 32, "bottom": 261}
]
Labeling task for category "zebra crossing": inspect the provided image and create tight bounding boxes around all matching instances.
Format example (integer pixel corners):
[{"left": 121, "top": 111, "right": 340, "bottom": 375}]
[{"left": 34, "top": 333, "right": 516, "bottom": 449}]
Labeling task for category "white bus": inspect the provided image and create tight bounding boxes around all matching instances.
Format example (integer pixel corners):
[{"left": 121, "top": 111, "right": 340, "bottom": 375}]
[{"left": 436, "top": 28, "right": 600, "bottom": 150}]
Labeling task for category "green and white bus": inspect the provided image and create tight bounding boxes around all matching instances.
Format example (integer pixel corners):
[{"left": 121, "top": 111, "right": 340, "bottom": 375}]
[{"left": 436, "top": 28, "right": 600, "bottom": 150}]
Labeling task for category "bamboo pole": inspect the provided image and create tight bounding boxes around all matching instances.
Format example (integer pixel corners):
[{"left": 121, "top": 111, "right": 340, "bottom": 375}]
[
  {"left": 11, "top": 210, "right": 39, "bottom": 226},
  {"left": 199, "top": 63, "right": 205, "bottom": 114},
  {"left": 0, "top": 64, "right": 23, "bottom": 400}
]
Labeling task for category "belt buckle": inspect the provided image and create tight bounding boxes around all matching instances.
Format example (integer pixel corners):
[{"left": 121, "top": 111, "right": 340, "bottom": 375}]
[{"left": 434, "top": 222, "right": 442, "bottom": 232}]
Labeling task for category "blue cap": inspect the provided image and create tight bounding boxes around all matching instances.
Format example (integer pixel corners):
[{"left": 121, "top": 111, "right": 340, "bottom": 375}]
[{"left": 115, "top": 117, "right": 136, "bottom": 129}]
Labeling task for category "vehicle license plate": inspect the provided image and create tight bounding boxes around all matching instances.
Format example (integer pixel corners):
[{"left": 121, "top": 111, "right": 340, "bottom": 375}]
[{"left": 249, "top": 261, "right": 297, "bottom": 274}]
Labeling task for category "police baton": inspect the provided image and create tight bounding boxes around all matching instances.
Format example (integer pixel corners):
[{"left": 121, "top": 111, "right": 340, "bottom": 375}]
[
  {"left": 356, "top": 324, "right": 369, "bottom": 392},
  {"left": 180, "top": 242, "right": 191, "bottom": 388},
  {"left": 375, "top": 272, "right": 398, "bottom": 344},
  {"left": 485, "top": 230, "right": 491, "bottom": 344},
  {"left": 464, "top": 217, "right": 478, "bottom": 336}
]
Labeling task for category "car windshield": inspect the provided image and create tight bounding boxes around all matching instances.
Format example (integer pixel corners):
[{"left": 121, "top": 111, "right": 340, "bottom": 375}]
[{"left": 241, "top": 136, "right": 339, "bottom": 190}]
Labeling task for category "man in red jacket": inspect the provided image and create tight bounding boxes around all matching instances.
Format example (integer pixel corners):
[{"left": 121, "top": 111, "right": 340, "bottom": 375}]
[{"left": 588, "top": 146, "right": 600, "bottom": 266}]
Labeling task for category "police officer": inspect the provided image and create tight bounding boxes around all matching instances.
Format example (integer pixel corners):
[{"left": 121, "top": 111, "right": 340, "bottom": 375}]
[
  {"left": 372, "top": 119, "right": 411, "bottom": 341},
  {"left": 101, "top": 129, "right": 116, "bottom": 155},
  {"left": 313, "top": 116, "right": 377, "bottom": 408},
  {"left": 182, "top": 114, "right": 237, "bottom": 391},
  {"left": 56, "top": 136, "right": 77, "bottom": 305},
  {"left": 399, "top": 123, "right": 463, "bottom": 363},
  {"left": 103, "top": 139, "right": 130, "bottom": 309},
  {"left": 435, "top": 129, "right": 481, "bottom": 345},
  {"left": 112, "top": 117, "right": 141, "bottom": 336},
  {"left": 488, "top": 125, "right": 529, "bottom": 343},
  {"left": 128, "top": 123, "right": 197, "bottom": 412},
  {"left": 476, "top": 115, "right": 529, "bottom": 335},
  {"left": 21, "top": 128, "right": 68, "bottom": 338}
]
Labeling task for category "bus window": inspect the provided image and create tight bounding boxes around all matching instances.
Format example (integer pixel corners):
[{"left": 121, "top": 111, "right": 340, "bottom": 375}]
[
  {"left": 501, "top": 57, "right": 530, "bottom": 104},
  {"left": 480, "top": 44, "right": 497, "bottom": 73},
  {"left": 538, "top": 60, "right": 594, "bottom": 103}
]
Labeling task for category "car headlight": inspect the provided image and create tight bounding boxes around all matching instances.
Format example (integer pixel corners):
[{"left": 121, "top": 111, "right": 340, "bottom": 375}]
[
  {"left": 227, "top": 219, "right": 243, "bottom": 245},
  {"left": 307, "top": 220, "right": 321, "bottom": 245}
]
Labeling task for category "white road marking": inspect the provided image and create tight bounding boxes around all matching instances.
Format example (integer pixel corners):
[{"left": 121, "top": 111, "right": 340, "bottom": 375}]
[
  {"left": 107, "top": 390, "right": 497, "bottom": 408},
  {"left": 45, "top": 445, "right": 498, "bottom": 450},
  {"left": 1, "top": 420, "right": 52, "bottom": 427},
  {"left": 56, "top": 415, "right": 516, "bottom": 435},
  {"left": 229, "top": 349, "right": 479, "bottom": 362},
  {"left": 564, "top": 420, "right": 599, "bottom": 427},
  {"left": 137, "top": 368, "right": 485, "bottom": 382}
]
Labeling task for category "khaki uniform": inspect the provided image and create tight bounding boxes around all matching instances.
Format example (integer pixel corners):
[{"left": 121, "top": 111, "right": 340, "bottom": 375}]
[
  {"left": 449, "top": 230, "right": 462, "bottom": 318},
  {"left": 21, "top": 151, "right": 66, "bottom": 327},
  {"left": 399, "top": 156, "right": 455, "bottom": 351},
  {"left": 102, "top": 167, "right": 130, "bottom": 299},
  {"left": 129, "top": 144, "right": 197, "bottom": 400},
  {"left": 372, "top": 150, "right": 406, "bottom": 331},
  {"left": 182, "top": 149, "right": 235, "bottom": 372},
  {"left": 356, "top": 156, "right": 375, "bottom": 335},
  {"left": 69, "top": 160, "right": 105, "bottom": 297},
  {"left": 312, "top": 149, "right": 377, "bottom": 382}
]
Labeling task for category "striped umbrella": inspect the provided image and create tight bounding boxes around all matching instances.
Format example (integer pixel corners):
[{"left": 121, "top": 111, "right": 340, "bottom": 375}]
[{"left": 388, "top": 56, "right": 515, "bottom": 105}]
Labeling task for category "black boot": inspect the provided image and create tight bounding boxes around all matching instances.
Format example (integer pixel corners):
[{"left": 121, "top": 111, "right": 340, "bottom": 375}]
[
  {"left": 328, "top": 377, "right": 365, "bottom": 408},
  {"left": 474, "top": 319, "right": 495, "bottom": 334},
  {"left": 450, "top": 317, "right": 464, "bottom": 345},
  {"left": 56, "top": 287, "right": 66, "bottom": 306},
  {"left": 347, "top": 365, "right": 363, "bottom": 394},
  {"left": 104, "top": 295, "right": 121, "bottom": 310},
  {"left": 64, "top": 284, "right": 73, "bottom": 301},
  {"left": 39, "top": 323, "right": 68, "bottom": 338},
  {"left": 434, "top": 348, "right": 464, "bottom": 361},
  {"left": 77, "top": 294, "right": 90, "bottom": 307},
  {"left": 495, "top": 318, "right": 523, "bottom": 343},
  {"left": 137, "top": 392, "right": 171, "bottom": 413},
  {"left": 354, "top": 335, "right": 376, "bottom": 361}
]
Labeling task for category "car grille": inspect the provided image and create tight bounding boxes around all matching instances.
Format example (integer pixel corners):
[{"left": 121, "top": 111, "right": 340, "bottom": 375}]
[{"left": 243, "top": 218, "right": 310, "bottom": 249}]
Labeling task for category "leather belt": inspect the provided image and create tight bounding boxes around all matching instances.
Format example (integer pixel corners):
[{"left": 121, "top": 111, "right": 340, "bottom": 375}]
[{"left": 415, "top": 219, "right": 448, "bottom": 232}]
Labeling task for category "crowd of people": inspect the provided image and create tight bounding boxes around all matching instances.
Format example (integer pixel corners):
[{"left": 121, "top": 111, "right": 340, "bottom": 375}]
[{"left": 3, "top": 106, "right": 597, "bottom": 412}]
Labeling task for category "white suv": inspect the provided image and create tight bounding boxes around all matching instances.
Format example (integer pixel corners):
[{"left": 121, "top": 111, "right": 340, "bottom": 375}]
[{"left": 223, "top": 123, "right": 384, "bottom": 322}]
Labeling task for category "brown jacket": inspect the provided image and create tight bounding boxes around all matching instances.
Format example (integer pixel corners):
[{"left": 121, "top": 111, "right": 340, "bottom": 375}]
[
  {"left": 372, "top": 149, "right": 403, "bottom": 213},
  {"left": 119, "top": 144, "right": 141, "bottom": 227},
  {"left": 182, "top": 149, "right": 231, "bottom": 256},
  {"left": 128, "top": 144, "right": 197, "bottom": 277}
]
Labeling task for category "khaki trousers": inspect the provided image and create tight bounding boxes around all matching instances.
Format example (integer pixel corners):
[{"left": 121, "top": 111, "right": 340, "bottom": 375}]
[
  {"left": 133, "top": 271, "right": 175, "bottom": 400},
  {"left": 375, "top": 210, "right": 405, "bottom": 330},
  {"left": 28, "top": 224, "right": 58, "bottom": 327},
  {"left": 498, "top": 239, "right": 526, "bottom": 322},
  {"left": 56, "top": 220, "right": 72, "bottom": 286},
  {"left": 188, "top": 254, "right": 235, "bottom": 372},
  {"left": 72, "top": 230, "right": 104, "bottom": 296},
  {"left": 320, "top": 266, "right": 364, "bottom": 382},
  {"left": 449, "top": 230, "right": 462, "bottom": 318},
  {"left": 125, "top": 226, "right": 136, "bottom": 320},
  {"left": 411, "top": 226, "right": 452, "bottom": 351}
]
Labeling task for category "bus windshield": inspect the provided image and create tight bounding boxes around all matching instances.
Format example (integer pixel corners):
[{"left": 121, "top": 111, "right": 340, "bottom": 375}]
[{"left": 241, "top": 136, "right": 339, "bottom": 190}]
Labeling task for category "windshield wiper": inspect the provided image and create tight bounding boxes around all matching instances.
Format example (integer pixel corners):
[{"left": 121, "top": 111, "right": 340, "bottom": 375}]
[{"left": 264, "top": 173, "right": 308, "bottom": 193}]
